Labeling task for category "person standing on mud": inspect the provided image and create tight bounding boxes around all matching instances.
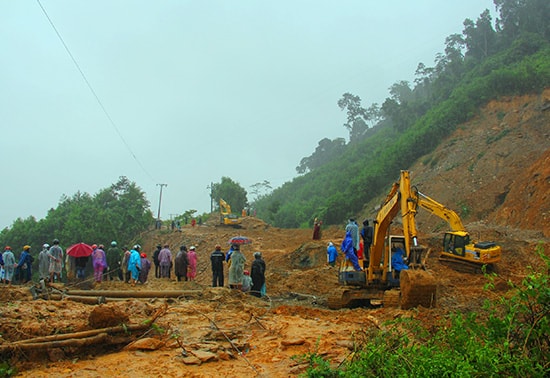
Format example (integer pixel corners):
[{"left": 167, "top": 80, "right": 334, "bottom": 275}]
[
  {"left": 152, "top": 244, "right": 161, "bottom": 278},
  {"left": 128, "top": 245, "right": 142, "bottom": 287},
  {"left": 174, "top": 245, "right": 189, "bottom": 282},
  {"left": 158, "top": 244, "right": 172, "bottom": 278},
  {"left": 48, "top": 239, "right": 63, "bottom": 283},
  {"left": 187, "top": 246, "right": 197, "bottom": 281},
  {"left": 121, "top": 247, "right": 131, "bottom": 283},
  {"left": 16, "top": 245, "right": 33, "bottom": 284},
  {"left": 139, "top": 253, "right": 151, "bottom": 284},
  {"left": 228, "top": 245, "right": 245, "bottom": 290},
  {"left": 250, "top": 252, "right": 266, "bottom": 297},
  {"left": 327, "top": 242, "right": 338, "bottom": 267},
  {"left": 92, "top": 244, "right": 107, "bottom": 284},
  {"left": 312, "top": 218, "right": 322, "bottom": 240},
  {"left": 106, "top": 241, "right": 121, "bottom": 281},
  {"left": 2, "top": 246, "right": 16, "bottom": 285},
  {"left": 210, "top": 245, "right": 225, "bottom": 287},
  {"left": 38, "top": 244, "right": 50, "bottom": 281}
]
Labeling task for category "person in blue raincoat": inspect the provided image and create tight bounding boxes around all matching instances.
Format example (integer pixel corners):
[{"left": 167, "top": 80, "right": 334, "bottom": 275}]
[
  {"left": 391, "top": 247, "right": 409, "bottom": 277},
  {"left": 326, "top": 242, "right": 338, "bottom": 266},
  {"left": 341, "top": 231, "right": 362, "bottom": 271},
  {"left": 128, "top": 244, "right": 142, "bottom": 287}
]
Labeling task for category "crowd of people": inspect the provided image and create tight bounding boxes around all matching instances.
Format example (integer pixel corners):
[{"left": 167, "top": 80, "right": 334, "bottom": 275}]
[{"left": 0, "top": 240, "right": 268, "bottom": 298}]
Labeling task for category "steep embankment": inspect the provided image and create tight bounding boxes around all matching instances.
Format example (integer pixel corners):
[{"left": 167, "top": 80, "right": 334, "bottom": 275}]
[{"left": 364, "top": 89, "right": 550, "bottom": 238}]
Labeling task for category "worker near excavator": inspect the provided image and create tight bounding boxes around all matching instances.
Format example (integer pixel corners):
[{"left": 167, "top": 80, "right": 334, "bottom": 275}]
[
  {"left": 391, "top": 247, "right": 409, "bottom": 278},
  {"left": 361, "top": 219, "right": 373, "bottom": 265},
  {"left": 341, "top": 231, "right": 362, "bottom": 271},
  {"left": 327, "top": 242, "right": 338, "bottom": 266},
  {"left": 345, "top": 219, "right": 360, "bottom": 254}
]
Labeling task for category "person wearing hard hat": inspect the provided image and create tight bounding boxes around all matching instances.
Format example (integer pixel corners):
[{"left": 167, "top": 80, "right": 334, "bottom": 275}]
[{"left": 17, "top": 245, "right": 33, "bottom": 284}]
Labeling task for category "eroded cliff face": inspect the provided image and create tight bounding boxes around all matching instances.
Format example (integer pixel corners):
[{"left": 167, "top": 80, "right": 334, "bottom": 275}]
[{"left": 406, "top": 89, "right": 550, "bottom": 237}]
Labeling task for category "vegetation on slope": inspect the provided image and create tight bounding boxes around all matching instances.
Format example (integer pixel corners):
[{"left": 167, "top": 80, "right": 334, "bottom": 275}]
[{"left": 253, "top": 0, "right": 550, "bottom": 228}]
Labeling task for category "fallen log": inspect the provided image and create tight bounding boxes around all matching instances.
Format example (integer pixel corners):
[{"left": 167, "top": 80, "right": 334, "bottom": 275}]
[
  {"left": 50, "top": 293, "right": 106, "bottom": 305},
  {"left": 64, "top": 290, "right": 201, "bottom": 299},
  {"left": 0, "top": 303, "right": 168, "bottom": 356},
  {"left": 5, "top": 333, "right": 109, "bottom": 352},
  {"left": 10, "top": 323, "right": 149, "bottom": 346}
]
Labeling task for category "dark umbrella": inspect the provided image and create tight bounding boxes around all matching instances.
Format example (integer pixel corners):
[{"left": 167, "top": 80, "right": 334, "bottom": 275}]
[
  {"left": 228, "top": 236, "right": 252, "bottom": 245},
  {"left": 66, "top": 243, "right": 94, "bottom": 257}
]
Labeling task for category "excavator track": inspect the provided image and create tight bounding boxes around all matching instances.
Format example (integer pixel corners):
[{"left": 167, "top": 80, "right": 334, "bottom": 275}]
[
  {"left": 327, "top": 288, "right": 351, "bottom": 310},
  {"left": 438, "top": 256, "right": 494, "bottom": 274},
  {"left": 382, "top": 289, "right": 401, "bottom": 308}
]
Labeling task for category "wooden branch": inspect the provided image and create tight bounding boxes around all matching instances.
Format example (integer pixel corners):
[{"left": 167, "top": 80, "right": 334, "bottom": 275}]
[
  {"left": 0, "top": 304, "right": 168, "bottom": 355},
  {"left": 64, "top": 290, "right": 201, "bottom": 298}
]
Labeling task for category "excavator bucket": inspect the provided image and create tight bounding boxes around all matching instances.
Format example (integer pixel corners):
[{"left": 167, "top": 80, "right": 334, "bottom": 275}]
[{"left": 399, "top": 270, "right": 437, "bottom": 309}]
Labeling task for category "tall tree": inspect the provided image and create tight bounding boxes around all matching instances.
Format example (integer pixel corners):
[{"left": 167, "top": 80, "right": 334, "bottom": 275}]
[
  {"left": 463, "top": 10, "right": 498, "bottom": 61},
  {"left": 296, "top": 137, "right": 346, "bottom": 174},
  {"left": 211, "top": 177, "right": 248, "bottom": 213}
]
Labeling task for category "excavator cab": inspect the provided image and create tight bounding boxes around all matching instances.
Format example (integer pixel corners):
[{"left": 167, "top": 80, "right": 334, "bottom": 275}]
[{"left": 443, "top": 231, "right": 470, "bottom": 257}]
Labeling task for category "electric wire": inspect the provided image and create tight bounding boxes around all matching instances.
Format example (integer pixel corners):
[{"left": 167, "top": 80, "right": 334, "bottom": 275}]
[{"left": 36, "top": 0, "right": 156, "bottom": 183}]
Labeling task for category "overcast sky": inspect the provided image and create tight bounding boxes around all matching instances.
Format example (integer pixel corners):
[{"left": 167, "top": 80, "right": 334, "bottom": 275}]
[{"left": 1, "top": 0, "right": 496, "bottom": 229}]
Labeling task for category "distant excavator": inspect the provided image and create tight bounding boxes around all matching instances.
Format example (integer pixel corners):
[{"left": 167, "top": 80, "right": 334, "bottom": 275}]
[{"left": 219, "top": 198, "right": 242, "bottom": 228}]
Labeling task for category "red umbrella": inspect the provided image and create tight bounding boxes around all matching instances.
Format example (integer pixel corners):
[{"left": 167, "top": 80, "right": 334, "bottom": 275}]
[
  {"left": 66, "top": 243, "right": 94, "bottom": 257},
  {"left": 228, "top": 236, "right": 252, "bottom": 245}
]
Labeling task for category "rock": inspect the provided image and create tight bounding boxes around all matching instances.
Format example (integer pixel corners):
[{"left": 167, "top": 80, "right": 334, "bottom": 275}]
[
  {"left": 281, "top": 338, "right": 306, "bottom": 347},
  {"left": 47, "top": 348, "right": 65, "bottom": 362},
  {"left": 191, "top": 349, "right": 218, "bottom": 362},
  {"left": 182, "top": 355, "right": 201, "bottom": 365},
  {"left": 88, "top": 304, "right": 129, "bottom": 328},
  {"left": 125, "top": 337, "right": 164, "bottom": 351}
]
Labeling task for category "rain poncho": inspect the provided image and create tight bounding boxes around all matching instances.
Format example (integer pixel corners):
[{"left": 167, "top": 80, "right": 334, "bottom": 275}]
[
  {"left": 174, "top": 249, "right": 189, "bottom": 279},
  {"left": 341, "top": 231, "right": 362, "bottom": 271},
  {"left": 228, "top": 250, "right": 246, "bottom": 286},
  {"left": 3, "top": 250, "right": 16, "bottom": 282},
  {"left": 48, "top": 245, "right": 64, "bottom": 275},
  {"left": 391, "top": 248, "right": 409, "bottom": 272},
  {"left": 38, "top": 248, "right": 50, "bottom": 280},
  {"left": 251, "top": 256, "right": 266, "bottom": 297},
  {"left": 187, "top": 249, "right": 197, "bottom": 280},
  {"left": 158, "top": 247, "right": 172, "bottom": 278},
  {"left": 345, "top": 221, "right": 360, "bottom": 251},
  {"left": 139, "top": 256, "right": 151, "bottom": 283},
  {"left": 92, "top": 247, "right": 107, "bottom": 282},
  {"left": 128, "top": 249, "right": 142, "bottom": 280},
  {"left": 327, "top": 244, "right": 338, "bottom": 264}
]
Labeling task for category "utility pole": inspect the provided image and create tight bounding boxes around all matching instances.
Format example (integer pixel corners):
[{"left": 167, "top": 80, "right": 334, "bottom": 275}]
[
  {"left": 207, "top": 182, "right": 214, "bottom": 213},
  {"left": 156, "top": 183, "right": 167, "bottom": 223}
]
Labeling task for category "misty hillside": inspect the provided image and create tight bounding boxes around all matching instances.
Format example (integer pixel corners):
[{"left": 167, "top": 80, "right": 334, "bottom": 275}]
[{"left": 253, "top": 2, "right": 550, "bottom": 229}]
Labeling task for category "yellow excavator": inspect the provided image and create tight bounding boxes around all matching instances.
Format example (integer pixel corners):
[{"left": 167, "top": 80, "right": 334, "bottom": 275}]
[
  {"left": 328, "top": 170, "right": 437, "bottom": 309},
  {"left": 219, "top": 198, "right": 242, "bottom": 228},
  {"left": 408, "top": 180, "right": 501, "bottom": 273},
  {"left": 328, "top": 170, "right": 501, "bottom": 309}
]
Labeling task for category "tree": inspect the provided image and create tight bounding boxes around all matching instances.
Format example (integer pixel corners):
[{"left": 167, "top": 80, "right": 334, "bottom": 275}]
[
  {"left": 0, "top": 177, "right": 153, "bottom": 265},
  {"left": 296, "top": 138, "right": 346, "bottom": 174},
  {"left": 463, "top": 10, "right": 498, "bottom": 61},
  {"left": 495, "top": 0, "right": 550, "bottom": 44},
  {"left": 249, "top": 180, "right": 272, "bottom": 202},
  {"left": 211, "top": 177, "right": 248, "bottom": 213}
]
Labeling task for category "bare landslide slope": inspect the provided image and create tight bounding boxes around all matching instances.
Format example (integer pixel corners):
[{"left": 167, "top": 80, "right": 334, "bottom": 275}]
[{"left": 5, "top": 91, "right": 550, "bottom": 377}]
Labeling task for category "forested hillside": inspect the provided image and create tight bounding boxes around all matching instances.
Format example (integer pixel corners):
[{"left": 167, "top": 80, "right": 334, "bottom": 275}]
[{"left": 253, "top": 0, "right": 550, "bottom": 228}]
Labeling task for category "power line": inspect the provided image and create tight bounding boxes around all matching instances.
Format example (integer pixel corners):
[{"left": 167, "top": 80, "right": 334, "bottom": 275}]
[{"left": 36, "top": 0, "right": 156, "bottom": 183}]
